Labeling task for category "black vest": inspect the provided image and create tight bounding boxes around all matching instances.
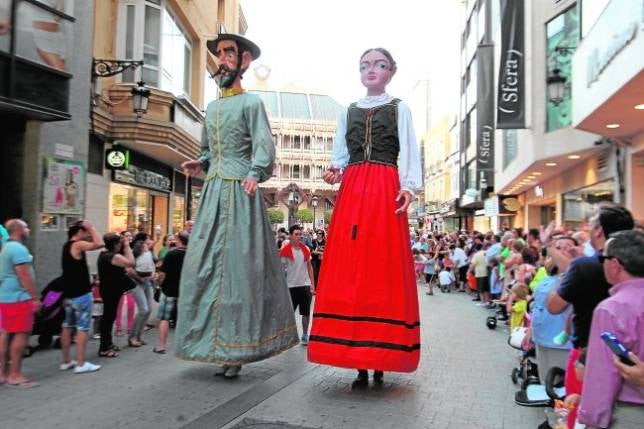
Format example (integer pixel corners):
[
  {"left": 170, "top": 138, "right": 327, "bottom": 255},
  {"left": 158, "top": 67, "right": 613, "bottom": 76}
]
[{"left": 346, "top": 98, "right": 400, "bottom": 167}]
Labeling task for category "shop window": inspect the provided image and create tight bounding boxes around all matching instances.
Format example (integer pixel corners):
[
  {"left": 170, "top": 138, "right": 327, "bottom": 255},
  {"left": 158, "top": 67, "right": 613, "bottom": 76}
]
[
  {"left": 562, "top": 179, "right": 615, "bottom": 228},
  {"left": 14, "top": 1, "right": 74, "bottom": 73},
  {"left": 119, "top": 0, "right": 192, "bottom": 97},
  {"left": 172, "top": 194, "right": 185, "bottom": 233},
  {"left": 545, "top": 5, "right": 579, "bottom": 132},
  {"left": 0, "top": 0, "right": 11, "bottom": 54}
]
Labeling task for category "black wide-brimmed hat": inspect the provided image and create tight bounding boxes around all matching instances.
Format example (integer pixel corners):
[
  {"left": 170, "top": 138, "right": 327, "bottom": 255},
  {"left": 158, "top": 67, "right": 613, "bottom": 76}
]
[{"left": 206, "top": 33, "right": 261, "bottom": 60}]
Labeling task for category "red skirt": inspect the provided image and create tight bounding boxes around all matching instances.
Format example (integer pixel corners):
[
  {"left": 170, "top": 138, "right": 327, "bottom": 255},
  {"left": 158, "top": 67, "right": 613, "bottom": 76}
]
[{"left": 307, "top": 162, "right": 420, "bottom": 372}]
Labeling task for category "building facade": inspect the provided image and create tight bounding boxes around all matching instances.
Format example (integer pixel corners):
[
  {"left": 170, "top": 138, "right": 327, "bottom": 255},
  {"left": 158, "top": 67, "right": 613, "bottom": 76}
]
[
  {"left": 0, "top": 0, "right": 93, "bottom": 285},
  {"left": 456, "top": 0, "right": 634, "bottom": 233},
  {"left": 570, "top": 0, "right": 644, "bottom": 224},
  {"left": 423, "top": 115, "right": 461, "bottom": 231},
  {"left": 87, "top": 0, "right": 245, "bottom": 260},
  {"left": 249, "top": 78, "right": 342, "bottom": 230}
]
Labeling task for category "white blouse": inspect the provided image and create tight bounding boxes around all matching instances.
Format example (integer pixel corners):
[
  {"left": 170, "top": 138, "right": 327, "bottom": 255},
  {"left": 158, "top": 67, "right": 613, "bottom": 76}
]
[{"left": 331, "top": 94, "right": 423, "bottom": 195}]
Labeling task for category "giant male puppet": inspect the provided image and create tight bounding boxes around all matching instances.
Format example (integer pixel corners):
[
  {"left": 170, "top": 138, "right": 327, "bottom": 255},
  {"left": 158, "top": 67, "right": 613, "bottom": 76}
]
[{"left": 176, "top": 34, "right": 298, "bottom": 378}]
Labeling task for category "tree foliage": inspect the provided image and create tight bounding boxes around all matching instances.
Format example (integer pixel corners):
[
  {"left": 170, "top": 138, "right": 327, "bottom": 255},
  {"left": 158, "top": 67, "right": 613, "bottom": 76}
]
[
  {"left": 296, "top": 208, "right": 313, "bottom": 224},
  {"left": 267, "top": 208, "right": 284, "bottom": 224},
  {"left": 323, "top": 210, "right": 333, "bottom": 224}
]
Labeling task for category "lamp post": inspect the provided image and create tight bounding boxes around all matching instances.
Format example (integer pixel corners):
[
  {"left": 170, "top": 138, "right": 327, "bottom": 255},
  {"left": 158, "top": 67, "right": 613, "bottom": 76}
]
[{"left": 311, "top": 195, "right": 319, "bottom": 231}]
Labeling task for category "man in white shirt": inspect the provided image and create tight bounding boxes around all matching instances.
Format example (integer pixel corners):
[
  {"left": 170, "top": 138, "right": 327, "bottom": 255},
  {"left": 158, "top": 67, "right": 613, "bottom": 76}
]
[
  {"left": 280, "top": 225, "right": 316, "bottom": 345},
  {"left": 450, "top": 243, "right": 468, "bottom": 291}
]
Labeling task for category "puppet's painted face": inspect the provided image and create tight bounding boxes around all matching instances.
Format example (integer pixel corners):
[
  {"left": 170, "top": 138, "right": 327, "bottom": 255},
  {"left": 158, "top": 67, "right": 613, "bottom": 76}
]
[
  {"left": 359, "top": 50, "right": 394, "bottom": 93},
  {"left": 213, "top": 40, "right": 241, "bottom": 88}
]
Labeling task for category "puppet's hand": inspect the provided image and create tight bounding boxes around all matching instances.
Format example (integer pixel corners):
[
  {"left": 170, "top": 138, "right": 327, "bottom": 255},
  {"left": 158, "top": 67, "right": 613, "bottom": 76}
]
[{"left": 395, "top": 190, "right": 413, "bottom": 215}]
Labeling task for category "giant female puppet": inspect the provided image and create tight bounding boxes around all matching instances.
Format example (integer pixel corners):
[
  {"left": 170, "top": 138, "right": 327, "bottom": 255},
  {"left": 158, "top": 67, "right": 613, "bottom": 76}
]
[
  {"left": 307, "top": 48, "right": 422, "bottom": 388},
  {"left": 177, "top": 34, "right": 298, "bottom": 378}
]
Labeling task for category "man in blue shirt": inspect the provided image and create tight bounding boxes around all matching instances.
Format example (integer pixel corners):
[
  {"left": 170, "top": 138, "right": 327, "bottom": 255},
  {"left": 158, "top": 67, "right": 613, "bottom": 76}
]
[{"left": 0, "top": 219, "right": 40, "bottom": 388}]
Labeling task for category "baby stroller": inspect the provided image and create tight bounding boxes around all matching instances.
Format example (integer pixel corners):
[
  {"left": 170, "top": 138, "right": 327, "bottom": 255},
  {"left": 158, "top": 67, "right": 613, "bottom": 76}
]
[
  {"left": 24, "top": 277, "right": 65, "bottom": 357},
  {"left": 508, "top": 324, "right": 540, "bottom": 389}
]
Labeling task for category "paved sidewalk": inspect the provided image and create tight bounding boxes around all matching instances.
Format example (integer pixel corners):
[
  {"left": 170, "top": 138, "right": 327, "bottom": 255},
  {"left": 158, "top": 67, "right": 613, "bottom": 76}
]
[
  {"left": 220, "top": 285, "right": 546, "bottom": 429},
  {"left": 0, "top": 283, "right": 547, "bottom": 429}
]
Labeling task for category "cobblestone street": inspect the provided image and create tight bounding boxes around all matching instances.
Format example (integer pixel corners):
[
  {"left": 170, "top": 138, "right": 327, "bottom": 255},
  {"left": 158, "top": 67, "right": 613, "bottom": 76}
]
[{"left": 1, "top": 283, "right": 546, "bottom": 429}]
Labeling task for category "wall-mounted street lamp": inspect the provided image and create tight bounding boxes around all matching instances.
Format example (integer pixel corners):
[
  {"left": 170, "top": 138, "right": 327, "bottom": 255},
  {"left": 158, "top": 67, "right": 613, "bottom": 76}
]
[
  {"left": 547, "top": 68, "right": 567, "bottom": 106},
  {"left": 131, "top": 81, "right": 151, "bottom": 117},
  {"left": 547, "top": 46, "right": 575, "bottom": 106},
  {"left": 91, "top": 58, "right": 150, "bottom": 117}
]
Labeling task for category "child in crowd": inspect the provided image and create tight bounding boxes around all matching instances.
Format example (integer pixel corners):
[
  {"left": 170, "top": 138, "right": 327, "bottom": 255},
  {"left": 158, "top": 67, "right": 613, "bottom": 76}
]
[
  {"left": 424, "top": 249, "right": 437, "bottom": 295},
  {"left": 508, "top": 283, "right": 530, "bottom": 330},
  {"left": 413, "top": 248, "right": 426, "bottom": 281},
  {"left": 438, "top": 266, "right": 455, "bottom": 293}
]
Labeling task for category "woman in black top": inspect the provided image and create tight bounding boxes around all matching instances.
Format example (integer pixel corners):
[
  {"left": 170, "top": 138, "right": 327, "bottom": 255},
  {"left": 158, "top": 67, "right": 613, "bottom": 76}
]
[
  {"left": 311, "top": 230, "right": 326, "bottom": 284},
  {"left": 97, "top": 233, "right": 135, "bottom": 357}
]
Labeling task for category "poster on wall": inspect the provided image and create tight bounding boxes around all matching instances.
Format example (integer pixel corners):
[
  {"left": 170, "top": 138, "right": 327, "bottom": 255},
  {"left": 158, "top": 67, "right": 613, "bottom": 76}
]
[
  {"left": 40, "top": 214, "right": 59, "bottom": 231},
  {"left": 43, "top": 157, "right": 84, "bottom": 215}
]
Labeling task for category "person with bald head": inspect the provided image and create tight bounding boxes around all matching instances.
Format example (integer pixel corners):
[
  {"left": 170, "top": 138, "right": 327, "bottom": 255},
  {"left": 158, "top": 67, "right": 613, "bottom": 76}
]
[{"left": 0, "top": 219, "right": 40, "bottom": 388}]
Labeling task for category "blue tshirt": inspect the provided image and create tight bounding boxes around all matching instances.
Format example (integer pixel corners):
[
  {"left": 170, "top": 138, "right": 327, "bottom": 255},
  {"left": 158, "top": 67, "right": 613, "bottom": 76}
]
[
  {"left": 424, "top": 257, "right": 436, "bottom": 274},
  {"left": 532, "top": 275, "right": 572, "bottom": 349},
  {"left": 0, "top": 240, "right": 34, "bottom": 303}
]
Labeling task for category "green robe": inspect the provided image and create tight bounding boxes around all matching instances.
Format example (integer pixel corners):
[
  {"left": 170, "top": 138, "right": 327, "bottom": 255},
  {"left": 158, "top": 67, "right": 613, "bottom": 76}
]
[{"left": 175, "top": 93, "right": 298, "bottom": 365}]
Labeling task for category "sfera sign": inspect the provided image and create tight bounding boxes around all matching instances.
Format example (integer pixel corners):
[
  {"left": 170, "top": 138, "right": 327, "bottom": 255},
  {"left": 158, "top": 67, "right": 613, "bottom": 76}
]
[{"left": 497, "top": 0, "right": 526, "bottom": 128}]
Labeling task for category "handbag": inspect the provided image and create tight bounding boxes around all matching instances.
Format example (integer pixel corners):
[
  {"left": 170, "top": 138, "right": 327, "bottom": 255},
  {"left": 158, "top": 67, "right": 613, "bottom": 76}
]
[{"left": 508, "top": 326, "right": 528, "bottom": 350}]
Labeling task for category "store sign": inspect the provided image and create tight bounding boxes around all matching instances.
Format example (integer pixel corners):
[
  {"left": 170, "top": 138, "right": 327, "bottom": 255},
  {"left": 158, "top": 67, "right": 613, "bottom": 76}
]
[
  {"left": 497, "top": 0, "right": 526, "bottom": 128},
  {"left": 586, "top": 22, "right": 638, "bottom": 88},
  {"left": 534, "top": 185, "right": 544, "bottom": 198},
  {"left": 484, "top": 195, "right": 521, "bottom": 217},
  {"left": 114, "top": 165, "right": 172, "bottom": 192},
  {"left": 105, "top": 148, "right": 130, "bottom": 170},
  {"left": 484, "top": 197, "right": 499, "bottom": 217},
  {"left": 477, "top": 44, "right": 495, "bottom": 189}
]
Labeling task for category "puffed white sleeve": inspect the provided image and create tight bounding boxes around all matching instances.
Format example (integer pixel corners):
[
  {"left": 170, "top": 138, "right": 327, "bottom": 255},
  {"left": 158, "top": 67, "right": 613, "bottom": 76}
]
[
  {"left": 397, "top": 101, "right": 423, "bottom": 196},
  {"left": 331, "top": 106, "right": 349, "bottom": 169}
]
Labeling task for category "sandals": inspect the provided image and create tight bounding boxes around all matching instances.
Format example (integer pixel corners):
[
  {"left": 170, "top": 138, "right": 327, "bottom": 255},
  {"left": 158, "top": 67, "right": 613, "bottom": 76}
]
[
  {"left": 110, "top": 345, "right": 121, "bottom": 352},
  {"left": 152, "top": 347, "right": 166, "bottom": 354},
  {"left": 128, "top": 339, "right": 142, "bottom": 347},
  {"left": 98, "top": 349, "right": 119, "bottom": 358},
  {"left": 7, "top": 379, "right": 39, "bottom": 388}
]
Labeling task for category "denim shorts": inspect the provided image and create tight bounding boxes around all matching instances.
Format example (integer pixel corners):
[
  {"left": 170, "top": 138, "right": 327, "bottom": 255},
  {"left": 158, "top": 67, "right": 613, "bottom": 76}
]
[
  {"left": 63, "top": 292, "right": 93, "bottom": 331},
  {"left": 157, "top": 293, "right": 177, "bottom": 321}
]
